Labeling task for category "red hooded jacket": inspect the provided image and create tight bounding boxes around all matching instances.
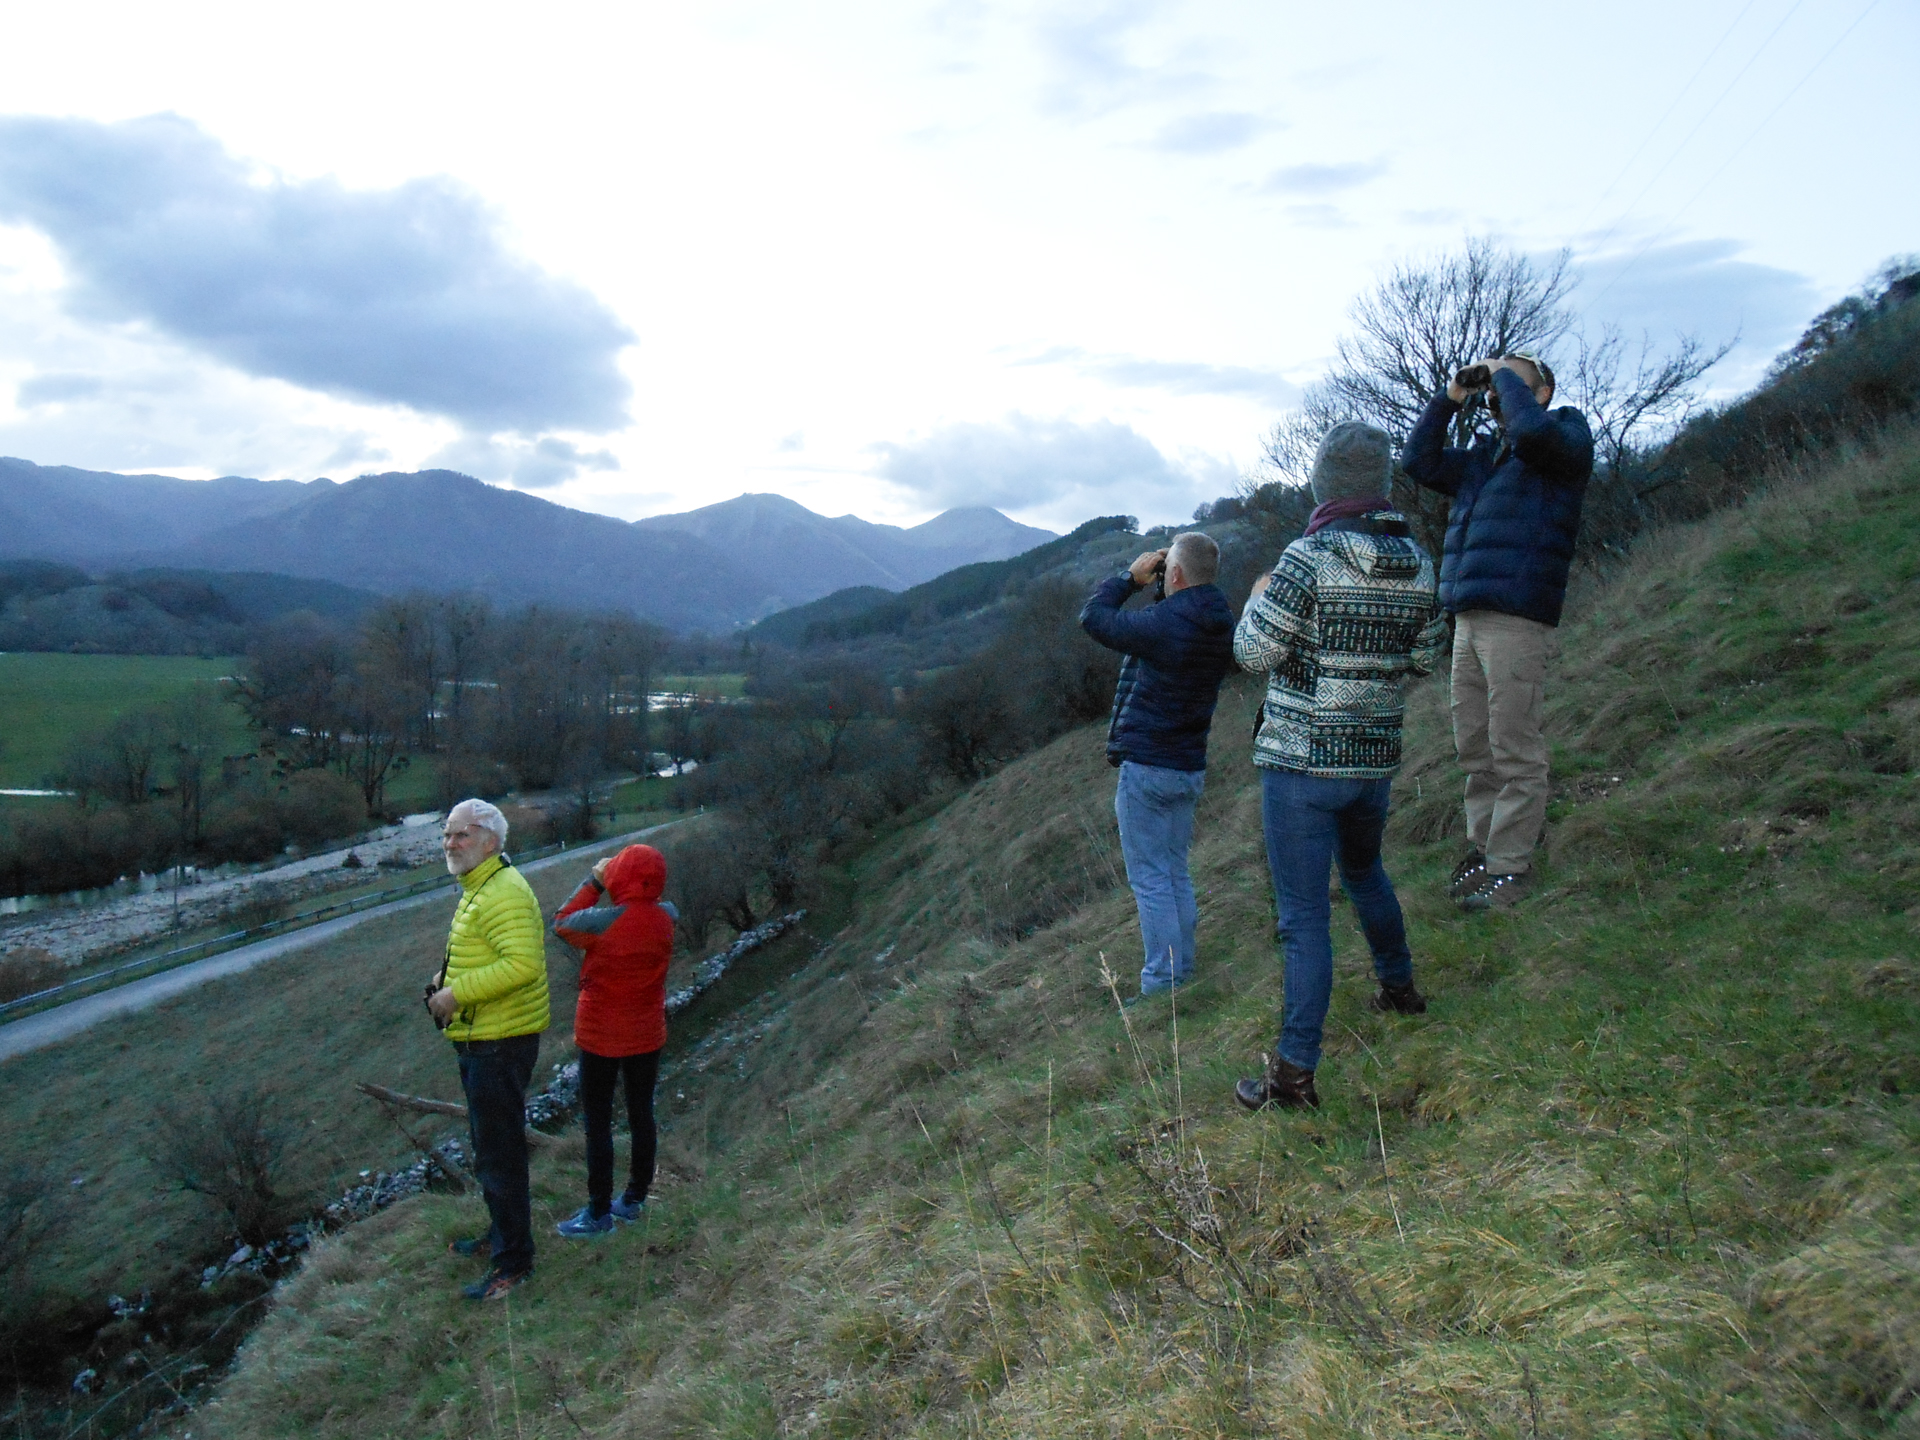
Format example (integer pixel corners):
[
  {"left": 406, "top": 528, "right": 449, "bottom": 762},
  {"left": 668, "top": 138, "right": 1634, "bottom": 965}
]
[{"left": 552, "top": 844, "right": 674, "bottom": 1057}]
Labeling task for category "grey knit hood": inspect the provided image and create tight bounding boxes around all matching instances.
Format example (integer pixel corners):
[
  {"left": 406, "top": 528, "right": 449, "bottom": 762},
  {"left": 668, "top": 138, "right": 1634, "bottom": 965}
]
[{"left": 1309, "top": 422, "right": 1394, "bottom": 504}]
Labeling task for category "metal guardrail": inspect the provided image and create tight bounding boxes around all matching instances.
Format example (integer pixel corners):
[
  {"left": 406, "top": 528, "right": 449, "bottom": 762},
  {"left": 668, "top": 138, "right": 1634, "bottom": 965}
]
[{"left": 0, "top": 837, "right": 592, "bottom": 1022}]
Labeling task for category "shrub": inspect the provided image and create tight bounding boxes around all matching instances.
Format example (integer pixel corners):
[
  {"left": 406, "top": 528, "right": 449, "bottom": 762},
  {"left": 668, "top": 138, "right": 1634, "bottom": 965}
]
[
  {"left": 277, "top": 768, "right": 366, "bottom": 847},
  {"left": 0, "top": 947, "right": 64, "bottom": 1004},
  {"left": 148, "top": 1088, "right": 301, "bottom": 1247}
]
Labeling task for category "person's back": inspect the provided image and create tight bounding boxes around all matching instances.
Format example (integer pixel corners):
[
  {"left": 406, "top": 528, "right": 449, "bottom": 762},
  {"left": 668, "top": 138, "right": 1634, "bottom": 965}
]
[
  {"left": 1242, "top": 517, "right": 1441, "bottom": 776},
  {"left": 550, "top": 843, "right": 675, "bottom": 1236},
  {"left": 1079, "top": 531, "right": 1237, "bottom": 999},
  {"left": 1232, "top": 424, "right": 1445, "bottom": 1113}
]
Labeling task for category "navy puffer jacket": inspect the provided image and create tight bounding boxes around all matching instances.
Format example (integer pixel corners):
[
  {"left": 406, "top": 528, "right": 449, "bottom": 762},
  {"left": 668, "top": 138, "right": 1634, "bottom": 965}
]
[
  {"left": 1402, "top": 368, "right": 1594, "bottom": 627},
  {"left": 1079, "top": 577, "right": 1236, "bottom": 772}
]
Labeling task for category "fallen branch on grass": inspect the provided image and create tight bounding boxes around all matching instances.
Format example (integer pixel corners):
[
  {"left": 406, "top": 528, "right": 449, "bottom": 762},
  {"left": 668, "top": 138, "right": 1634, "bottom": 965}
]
[{"left": 353, "top": 1082, "right": 554, "bottom": 1147}]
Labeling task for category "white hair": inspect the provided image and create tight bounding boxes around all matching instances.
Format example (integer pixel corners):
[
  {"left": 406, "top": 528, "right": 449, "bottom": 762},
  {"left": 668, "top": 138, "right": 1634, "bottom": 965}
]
[
  {"left": 1168, "top": 531, "right": 1220, "bottom": 585},
  {"left": 452, "top": 798, "right": 509, "bottom": 848}
]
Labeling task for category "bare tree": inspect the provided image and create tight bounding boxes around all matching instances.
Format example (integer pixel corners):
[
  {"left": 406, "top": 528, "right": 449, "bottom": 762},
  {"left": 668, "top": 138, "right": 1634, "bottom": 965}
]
[
  {"left": 1259, "top": 240, "right": 1577, "bottom": 481},
  {"left": 362, "top": 595, "right": 442, "bottom": 753},
  {"left": 60, "top": 708, "right": 166, "bottom": 808},
  {"left": 665, "top": 824, "right": 761, "bottom": 948},
  {"left": 237, "top": 613, "right": 353, "bottom": 771},
  {"left": 437, "top": 594, "right": 493, "bottom": 757},
  {"left": 164, "top": 684, "right": 227, "bottom": 849},
  {"left": 1573, "top": 325, "right": 1735, "bottom": 484},
  {"left": 1252, "top": 239, "right": 1727, "bottom": 557},
  {"left": 149, "top": 1088, "right": 300, "bottom": 1246}
]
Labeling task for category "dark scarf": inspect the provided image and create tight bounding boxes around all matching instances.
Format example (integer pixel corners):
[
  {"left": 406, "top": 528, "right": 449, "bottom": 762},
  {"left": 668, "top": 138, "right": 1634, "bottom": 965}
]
[{"left": 1304, "top": 497, "right": 1390, "bottom": 536}]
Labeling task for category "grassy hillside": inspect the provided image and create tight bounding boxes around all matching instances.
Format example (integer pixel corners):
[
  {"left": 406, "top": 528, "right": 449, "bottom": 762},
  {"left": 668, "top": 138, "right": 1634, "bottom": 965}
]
[
  {"left": 0, "top": 828, "right": 706, "bottom": 1340},
  {"left": 0, "top": 653, "right": 250, "bottom": 789},
  {"left": 185, "top": 435, "right": 1917, "bottom": 1437}
]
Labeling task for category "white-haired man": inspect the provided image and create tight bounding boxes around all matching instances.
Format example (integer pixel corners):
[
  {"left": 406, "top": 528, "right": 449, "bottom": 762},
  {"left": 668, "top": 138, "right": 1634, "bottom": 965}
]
[
  {"left": 427, "top": 798, "right": 549, "bottom": 1301},
  {"left": 1079, "top": 531, "right": 1238, "bottom": 1000}
]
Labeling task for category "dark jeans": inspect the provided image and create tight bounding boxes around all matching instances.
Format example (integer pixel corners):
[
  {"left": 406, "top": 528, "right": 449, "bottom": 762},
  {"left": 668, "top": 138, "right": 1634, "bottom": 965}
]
[
  {"left": 1261, "top": 768, "right": 1414, "bottom": 1072},
  {"left": 455, "top": 1033, "right": 540, "bottom": 1275},
  {"left": 579, "top": 1047, "right": 661, "bottom": 1217}
]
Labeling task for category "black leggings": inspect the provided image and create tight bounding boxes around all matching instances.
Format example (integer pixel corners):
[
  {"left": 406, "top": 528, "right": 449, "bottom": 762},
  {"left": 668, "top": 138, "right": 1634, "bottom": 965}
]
[{"left": 578, "top": 1047, "right": 661, "bottom": 1215}]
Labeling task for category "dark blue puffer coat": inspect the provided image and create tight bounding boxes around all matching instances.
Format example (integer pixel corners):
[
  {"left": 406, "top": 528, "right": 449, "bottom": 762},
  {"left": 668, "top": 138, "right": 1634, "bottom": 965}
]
[
  {"left": 1402, "top": 368, "right": 1594, "bottom": 627},
  {"left": 1079, "top": 577, "right": 1237, "bottom": 771}
]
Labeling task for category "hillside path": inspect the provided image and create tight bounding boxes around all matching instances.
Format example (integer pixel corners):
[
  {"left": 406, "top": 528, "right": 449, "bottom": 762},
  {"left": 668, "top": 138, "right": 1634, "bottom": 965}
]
[{"left": 0, "top": 821, "right": 688, "bottom": 1064}]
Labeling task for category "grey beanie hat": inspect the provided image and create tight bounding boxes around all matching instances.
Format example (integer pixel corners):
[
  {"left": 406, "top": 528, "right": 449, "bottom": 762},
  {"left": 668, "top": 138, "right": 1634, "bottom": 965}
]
[{"left": 1308, "top": 421, "right": 1394, "bottom": 504}]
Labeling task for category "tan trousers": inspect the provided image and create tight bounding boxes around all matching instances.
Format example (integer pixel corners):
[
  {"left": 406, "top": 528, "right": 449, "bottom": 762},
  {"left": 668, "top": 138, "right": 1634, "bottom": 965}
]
[{"left": 1450, "top": 610, "right": 1553, "bottom": 876}]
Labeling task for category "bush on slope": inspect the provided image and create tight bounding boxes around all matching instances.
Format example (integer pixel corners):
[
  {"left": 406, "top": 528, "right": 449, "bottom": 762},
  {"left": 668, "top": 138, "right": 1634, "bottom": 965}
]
[{"left": 193, "top": 434, "right": 1920, "bottom": 1439}]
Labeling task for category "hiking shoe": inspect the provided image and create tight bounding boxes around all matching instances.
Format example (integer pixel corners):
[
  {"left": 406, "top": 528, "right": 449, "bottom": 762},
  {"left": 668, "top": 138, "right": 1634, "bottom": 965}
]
[
  {"left": 1459, "top": 871, "right": 1529, "bottom": 912},
  {"left": 609, "top": 1192, "right": 647, "bottom": 1223},
  {"left": 462, "top": 1267, "right": 531, "bottom": 1302},
  {"left": 1369, "top": 981, "right": 1428, "bottom": 1015},
  {"left": 1234, "top": 1054, "right": 1320, "bottom": 1112},
  {"left": 555, "top": 1206, "right": 615, "bottom": 1238},
  {"left": 1447, "top": 849, "right": 1487, "bottom": 898},
  {"left": 448, "top": 1234, "right": 489, "bottom": 1258}
]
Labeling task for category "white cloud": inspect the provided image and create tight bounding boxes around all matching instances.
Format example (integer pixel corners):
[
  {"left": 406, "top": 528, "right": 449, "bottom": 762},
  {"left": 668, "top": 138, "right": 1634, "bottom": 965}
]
[{"left": 0, "top": 114, "right": 633, "bottom": 434}]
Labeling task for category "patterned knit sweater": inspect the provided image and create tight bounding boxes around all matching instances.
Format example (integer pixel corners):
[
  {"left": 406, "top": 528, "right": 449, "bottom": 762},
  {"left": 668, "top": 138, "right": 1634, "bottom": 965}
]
[{"left": 1234, "top": 514, "right": 1446, "bottom": 778}]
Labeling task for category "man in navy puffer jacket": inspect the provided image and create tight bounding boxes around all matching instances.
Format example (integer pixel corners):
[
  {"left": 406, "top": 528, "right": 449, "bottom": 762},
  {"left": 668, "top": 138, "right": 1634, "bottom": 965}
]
[
  {"left": 1080, "top": 532, "right": 1236, "bottom": 998},
  {"left": 1402, "top": 353, "right": 1594, "bottom": 910}
]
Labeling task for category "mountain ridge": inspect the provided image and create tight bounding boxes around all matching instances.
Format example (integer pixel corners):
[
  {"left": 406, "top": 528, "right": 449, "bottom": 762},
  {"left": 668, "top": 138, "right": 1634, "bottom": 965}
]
[{"left": 0, "top": 459, "right": 1055, "bottom": 631}]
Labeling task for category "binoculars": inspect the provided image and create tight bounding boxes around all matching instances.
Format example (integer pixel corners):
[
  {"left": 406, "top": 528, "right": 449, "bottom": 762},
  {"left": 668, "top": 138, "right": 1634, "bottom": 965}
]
[{"left": 1454, "top": 363, "right": 1492, "bottom": 390}]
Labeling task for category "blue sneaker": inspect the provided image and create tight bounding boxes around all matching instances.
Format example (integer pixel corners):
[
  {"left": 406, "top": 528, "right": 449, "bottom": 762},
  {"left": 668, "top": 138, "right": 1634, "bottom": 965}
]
[
  {"left": 555, "top": 1206, "right": 615, "bottom": 1238},
  {"left": 609, "top": 1191, "right": 646, "bottom": 1223}
]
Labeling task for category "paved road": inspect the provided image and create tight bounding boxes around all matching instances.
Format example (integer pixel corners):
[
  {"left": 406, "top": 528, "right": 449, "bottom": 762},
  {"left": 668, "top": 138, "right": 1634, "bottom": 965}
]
[{"left": 0, "top": 822, "right": 687, "bottom": 1063}]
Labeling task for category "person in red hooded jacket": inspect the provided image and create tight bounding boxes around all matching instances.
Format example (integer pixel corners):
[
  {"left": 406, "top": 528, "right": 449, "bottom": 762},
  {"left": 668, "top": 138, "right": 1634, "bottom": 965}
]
[{"left": 549, "top": 843, "right": 675, "bottom": 1236}]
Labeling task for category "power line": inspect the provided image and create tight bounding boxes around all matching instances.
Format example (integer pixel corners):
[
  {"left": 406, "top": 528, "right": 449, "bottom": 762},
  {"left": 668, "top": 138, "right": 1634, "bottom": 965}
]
[
  {"left": 1579, "top": 0, "right": 1805, "bottom": 266},
  {"left": 1575, "top": 0, "right": 1762, "bottom": 234},
  {"left": 1580, "top": 0, "right": 1881, "bottom": 318}
]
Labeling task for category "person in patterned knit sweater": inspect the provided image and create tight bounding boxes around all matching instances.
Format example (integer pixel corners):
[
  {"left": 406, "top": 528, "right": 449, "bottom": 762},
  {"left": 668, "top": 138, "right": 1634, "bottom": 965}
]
[{"left": 1231, "top": 423, "right": 1446, "bottom": 1112}]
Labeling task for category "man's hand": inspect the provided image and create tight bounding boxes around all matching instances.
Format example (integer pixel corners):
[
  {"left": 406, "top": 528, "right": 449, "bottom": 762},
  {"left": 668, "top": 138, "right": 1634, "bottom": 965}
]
[
  {"left": 1447, "top": 357, "right": 1499, "bottom": 404},
  {"left": 591, "top": 857, "right": 611, "bottom": 885},
  {"left": 1128, "top": 549, "right": 1169, "bottom": 587},
  {"left": 428, "top": 986, "right": 459, "bottom": 1023}
]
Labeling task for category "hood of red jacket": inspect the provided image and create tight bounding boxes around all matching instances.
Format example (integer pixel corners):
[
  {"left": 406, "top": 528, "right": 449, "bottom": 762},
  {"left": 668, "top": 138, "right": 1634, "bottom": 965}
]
[{"left": 602, "top": 843, "right": 666, "bottom": 904}]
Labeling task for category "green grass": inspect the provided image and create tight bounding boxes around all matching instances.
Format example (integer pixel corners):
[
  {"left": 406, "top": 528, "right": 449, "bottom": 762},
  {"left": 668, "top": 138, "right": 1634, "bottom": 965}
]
[
  {"left": 0, "top": 830, "right": 707, "bottom": 1319},
  {"left": 656, "top": 672, "right": 747, "bottom": 699},
  {"left": 91, "top": 437, "right": 1920, "bottom": 1436},
  {"left": 0, "top": 654, "right": 251, "bottom": 789}
]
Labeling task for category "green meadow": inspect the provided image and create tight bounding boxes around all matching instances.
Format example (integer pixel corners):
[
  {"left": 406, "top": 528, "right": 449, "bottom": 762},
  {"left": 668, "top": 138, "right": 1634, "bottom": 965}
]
[{"left": 0, "top": 653, "right": 250, "bottom": 791}]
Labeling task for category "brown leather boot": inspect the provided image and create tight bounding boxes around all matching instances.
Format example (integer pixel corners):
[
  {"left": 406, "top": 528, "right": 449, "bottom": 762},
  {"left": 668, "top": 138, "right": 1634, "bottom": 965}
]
[{"left": 1234, "top": 1053, "right": 1319, "bottom": 1111}]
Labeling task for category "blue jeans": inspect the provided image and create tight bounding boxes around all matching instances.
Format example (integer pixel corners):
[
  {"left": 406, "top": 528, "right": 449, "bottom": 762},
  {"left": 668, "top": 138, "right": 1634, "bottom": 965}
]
[
  {"left": 1115, "top": 761, "right": 1207, "bottom": 993},
  {"left": 1261, "top": 768, "right": 1413, "bottom": 1071},
  {"left": 455, "top": 1033, "right": 540, "bottom": 1275}
]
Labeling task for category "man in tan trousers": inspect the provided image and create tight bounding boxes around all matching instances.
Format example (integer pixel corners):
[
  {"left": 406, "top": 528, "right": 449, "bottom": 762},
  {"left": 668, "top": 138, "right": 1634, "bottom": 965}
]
[{"left": 1402, "top": 353, "right": 1594, "bottom": 910}]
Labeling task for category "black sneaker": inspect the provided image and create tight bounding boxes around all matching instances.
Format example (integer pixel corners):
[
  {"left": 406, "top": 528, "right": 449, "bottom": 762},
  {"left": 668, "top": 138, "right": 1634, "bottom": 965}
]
[
  {"left": 1447, "top": 849, "right": 1487, "bottom": 898},
  {"left": 462, "top": 1267, "right": 531, "bottom": 1302},
  {"left": 1369, "top": 981, "right": 1428, "bottom": 1015},
  {"left": 1459, "top": 871, "right": 1528, "bottom": 912},
  {"left": 1234, "top": 1053, "right": 1320, "bottom": 1111}
]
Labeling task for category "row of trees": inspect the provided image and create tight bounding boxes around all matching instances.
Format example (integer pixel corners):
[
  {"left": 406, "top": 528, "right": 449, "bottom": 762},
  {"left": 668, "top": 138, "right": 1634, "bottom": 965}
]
[{"left": 240, "top": 596, "right": 681, "bottom": 812}]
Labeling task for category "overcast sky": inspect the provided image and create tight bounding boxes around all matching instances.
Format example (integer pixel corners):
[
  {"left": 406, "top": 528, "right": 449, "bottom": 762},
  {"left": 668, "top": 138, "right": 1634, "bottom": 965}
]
[{"left": 0, "top": 0, "right": 1910, "bottom": 533}]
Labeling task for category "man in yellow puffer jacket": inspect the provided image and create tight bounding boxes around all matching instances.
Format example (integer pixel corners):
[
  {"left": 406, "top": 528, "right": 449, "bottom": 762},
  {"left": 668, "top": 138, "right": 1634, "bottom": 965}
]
[{"left": 427, "top": 798, "right": 549, "bottom": 1301}]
